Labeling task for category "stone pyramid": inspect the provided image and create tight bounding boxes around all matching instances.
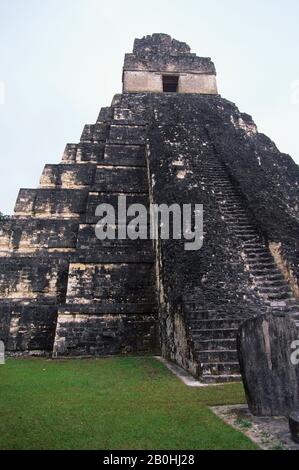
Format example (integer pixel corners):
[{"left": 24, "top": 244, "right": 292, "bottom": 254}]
[{"left": 1, "top": 33, "right": 299, "bottom": 383}]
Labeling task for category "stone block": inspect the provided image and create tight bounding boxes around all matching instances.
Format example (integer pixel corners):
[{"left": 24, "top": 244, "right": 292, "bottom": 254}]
[
  {"left": 53, "top": 312, "right": 159, "bottom": 357},
  {"left": 15, "top": 188, "right": 88, "bottom": 218},
  {"left": 40, "top": 164, "right": 96, "bottom": 188},
  {"left": 108, "top": 125, "right": 146, "bottom": 145},
  {"left": 75, "top": 224, "right": 154, "bottom": 263},
  {"left": 0, "top": 257, "right": 69, "bottom": 303},
  {"left": 0, "top": 219, "right": 78, "bottom": 253},
  {"left": 65, "top": 262, "right": 156, "bottom": 307},
  {"left": 0, "top": 302, "right": 11, "bottom": 344},
  {"left": 97, "top": 107, "right": 113, "bottom": 123},
  {"left": 77, "top": 143, "right": 105, "bottom": 163},
  {"left": 237, "top": 313, "right": 299, "bottom": 416},
  {"left": 6, "top": 304, "right": 58, "bottom": 352},
  {"left": 93, "top": 166, "right": 147, "bottom": 193},
  {"left": 104, "top": 144, "right": 145, "bottom": 166},
  {"left": 289, "top": 410, "right": 299, "bottom": 444},
  {"left": 80, "top": 123, "right": 109, "bottom": 143},
  {"left": 85, "top": 192, "right": 149, "bottom": 224}
]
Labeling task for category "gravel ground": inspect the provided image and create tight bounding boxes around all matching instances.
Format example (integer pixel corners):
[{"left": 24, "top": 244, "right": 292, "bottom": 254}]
[{"left": 211, "top": 404, "right": 299, "bottom": 450}]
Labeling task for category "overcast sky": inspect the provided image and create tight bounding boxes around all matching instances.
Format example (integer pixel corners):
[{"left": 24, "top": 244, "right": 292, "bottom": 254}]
[{"left": 0, "top": 0, "right": 299, "bottom": 214}]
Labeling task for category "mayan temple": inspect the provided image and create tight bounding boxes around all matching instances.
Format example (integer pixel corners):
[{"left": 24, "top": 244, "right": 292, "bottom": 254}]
[{"left": 1, "top": 33, "right": 299, "bottom": 383}]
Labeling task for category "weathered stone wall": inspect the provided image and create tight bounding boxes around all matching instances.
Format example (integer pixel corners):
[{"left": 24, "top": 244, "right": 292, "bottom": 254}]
[
  {"left": 123, "top": 33, "right": 217, "bottom": 94},
  {"left": 139, "top": 93, "right": 266, "bottom": 376},
  {"left": 39, "top": 164, "right": 96, "bottom": 188},
  {"left": 15, "top": 188, "right": 88, "bottom": 218},
  {"left": 124, "top": 34, "right": 216, "bottom": 74},
  {"left": 0, "top": 95, "right": 159, "bottom": 356},
  {"left": 93, "top": 166, "right": 147, "bottom": 192},
  {"left": 123, "top": 71, "right": 163, "bottom": 93},
  {"left": 7, "top": 304, "right": 58, "bottom": 353},
  {"left": 51, "top": 97, "right": 159, "bottom": 357},
  {"left": 237, "top": 314, "right": 299, "bottom": 416},
  {"left": 0, "top": 257, "right": 68, "bottom": 302},
  {"left": 65, "top": 263, "right": 156, "bottom": 306},
  {"left": 123, "top": 71, "right": 218, "bottom": 94},
  {"left": 1, "top": 35, "right": 299, "bottom": 378},
  {"left": 0, "top": 303, "right": 11, "bottom": 344},
  {"left": 1, "top": 89, "right": 299, "bottom": 371},
  {"left": 200, "top": 97, "right": 299, "bottom": 297},
  {"left": 53, "top": 313, "right": 159, "bottom": 357},
  {"left": 113, "top": 91, "right": 299, "bottom": 380},
  {"left": 178, "top": 73, "right": 217, "bottom": 94},
  {"left": 0, "top": 218, "right": 78, "bottom": 255}
]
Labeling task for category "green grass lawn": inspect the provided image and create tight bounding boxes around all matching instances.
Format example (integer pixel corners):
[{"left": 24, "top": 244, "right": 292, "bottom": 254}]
[{"left": 0, "top": 357, "right": 258, "bottom": 450}]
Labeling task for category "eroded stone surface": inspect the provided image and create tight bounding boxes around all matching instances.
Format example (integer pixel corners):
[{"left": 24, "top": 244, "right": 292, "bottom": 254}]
[
  {"left": 237, "top": 314, "right": 299, "bottom": 416},
  {"left": 1, "top": 35, "right": 299, "bottom": 382},
  {"left": 212, "top": 405, "right": 299, "bottom": 450},
  {"left": 289, "top": 410, "right": 299, "bottom": 444},
  {"left": 123, "top": 33, "right": 218, "bottom": 94}
]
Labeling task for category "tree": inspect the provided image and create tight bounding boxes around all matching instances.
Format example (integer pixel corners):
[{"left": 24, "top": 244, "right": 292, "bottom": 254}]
[{"left": 0, "top": 212, "right": 9, "bottom": 221}]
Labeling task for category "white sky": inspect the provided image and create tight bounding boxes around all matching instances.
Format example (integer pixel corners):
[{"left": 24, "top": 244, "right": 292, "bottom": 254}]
[{"left": 0, "top": 0, "right": 299, "bottom": 214}]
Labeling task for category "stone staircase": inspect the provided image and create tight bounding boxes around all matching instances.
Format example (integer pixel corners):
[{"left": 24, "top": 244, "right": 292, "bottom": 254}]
[
  {"left": 184, "top": 152, "right": 299, "bottom": 383},
  {"left": 184, "top": 303, "right": 243, "bottom": 383}
]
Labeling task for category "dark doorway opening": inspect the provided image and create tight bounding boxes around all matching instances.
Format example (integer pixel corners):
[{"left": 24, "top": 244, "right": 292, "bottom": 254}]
[{"left": 162, "top": 75, "right": 179, "bottom": 92}]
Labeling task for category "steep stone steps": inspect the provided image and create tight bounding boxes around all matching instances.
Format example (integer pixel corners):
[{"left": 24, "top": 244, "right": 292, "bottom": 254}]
[
  {"left": 255, "top": 280, "right": 290, "bottom": 288},
  {"left": 183, "top": 150, "right": 299, "bottom": 383},
  {"left": 253, "top": 273, "right": 285, "bottom": 281},
  {"left": 201, "top": 374, "right": 241, "bottom": 384},
  {"left": 225, "top": 216, "right": 252, "bottom": 223},
  {"left": 208, "top": 163, "right": 299, "bottom": 319},
  {"left": 190, "top": 319, "right": 243, "bottom": 329},
  {"left": 264, "top": 294, "right": 294, "bottom": 302},
  {"left": 186, "top": 308, "right": 229, "bottom": 320},
  {"left": 191, "top": 328, "right": 238, "bottom": 340},
  {"left": 250, "top": 266, "right": 287, "bottom": 276},
  {"left": 194, "top": 338, "right": 237, "bottom": 351},
  {"left": 233, "top": 226, "right": 258, "bottom": 233},
  {"left": 245, "top": 253, "right": 274, "bottom": 260},
  {"left": 196, "top": 349, "right": 238, "bottom": 363},
  {"left": 258, "top": 285, "right": 293, "bottom": 295},
  {"left": 221, "top": 210, "right": 250, "bottom": 217},
  {"left": 220, "top": 204, "right": 245, "bottom": 210},
  {"left": 184, "top": 298, "right": 243, "bottom": 381},
  {"left": 201, "top": 361, "right": 240, "bottom": 376},
  {"left": 247, "top": 261, "right": 283, "bottom": 269},
  {"left": 235, "top": 234, "right": 259, "bottom": 242},
  {"left": 243, "top": 245, "right": 269, "bottom": 252},
  {"left": 226, "top": 222, "right": 256, "bottom": 229}
]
